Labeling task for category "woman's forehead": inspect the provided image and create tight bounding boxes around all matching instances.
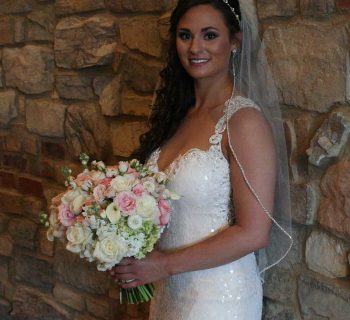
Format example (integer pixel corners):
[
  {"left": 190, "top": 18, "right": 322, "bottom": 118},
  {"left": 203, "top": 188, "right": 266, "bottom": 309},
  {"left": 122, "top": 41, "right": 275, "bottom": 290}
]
[{"left": 177, "top": 5, "right": 227, "bottom": 30}]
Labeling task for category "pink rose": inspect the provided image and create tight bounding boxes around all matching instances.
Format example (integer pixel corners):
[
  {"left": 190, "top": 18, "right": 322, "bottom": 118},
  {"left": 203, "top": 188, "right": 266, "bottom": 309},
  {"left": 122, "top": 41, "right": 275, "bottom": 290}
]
[
  {"left": 93, "top": 184, "right": 106, "bottom": 204},
  {"left": 158, "top": 199, "right": 171, "bottom": 226},
  {"left": 97, "top": 178, "right": 112, "bottom": 187},
  {"left": 132, "top": 184, "right": 145, "bottom": 197},
  {"left": 58, "top": 203, "right": 75, "bottom": 227},
  {"left": 84, "top": 200, "right": 94, "bottom": 206},
  {"left": 115, "top": 191, "right": 136, "bottom": 215},
  {"left": 75, "top": 173, "right": 92, "bottom": 187},
  {"left": 104, "top": 186, "right": 116, "bottom": 199}
]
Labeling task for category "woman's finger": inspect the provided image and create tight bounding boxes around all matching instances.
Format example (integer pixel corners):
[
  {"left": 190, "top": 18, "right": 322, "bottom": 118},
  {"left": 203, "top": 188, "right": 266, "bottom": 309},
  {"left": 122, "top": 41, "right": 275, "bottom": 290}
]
[
  {"left": 119, "top": 279, "right": 141, "bottom": 289},
  {"left": 113, "top": 273, "right": 136, "bottom": 281},
  {"left": 117, "top": 258, "right": 134, "bottom": 266},
  {"left": 113, "top": 265, "right": 135, "bottom": 274}
]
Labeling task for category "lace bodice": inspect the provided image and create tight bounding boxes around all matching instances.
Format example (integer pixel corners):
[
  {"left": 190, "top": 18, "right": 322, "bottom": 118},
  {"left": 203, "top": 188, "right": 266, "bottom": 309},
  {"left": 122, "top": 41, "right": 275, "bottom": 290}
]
[{"left": 148, "top": 96, "right": 263, "bottom": 320}]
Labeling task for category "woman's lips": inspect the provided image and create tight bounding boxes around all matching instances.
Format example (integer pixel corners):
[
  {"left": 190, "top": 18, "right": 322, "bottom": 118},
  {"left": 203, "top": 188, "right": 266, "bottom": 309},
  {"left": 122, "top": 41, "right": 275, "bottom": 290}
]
[{"left": 189, "top": 58, "right": 209, "bottom": 66}]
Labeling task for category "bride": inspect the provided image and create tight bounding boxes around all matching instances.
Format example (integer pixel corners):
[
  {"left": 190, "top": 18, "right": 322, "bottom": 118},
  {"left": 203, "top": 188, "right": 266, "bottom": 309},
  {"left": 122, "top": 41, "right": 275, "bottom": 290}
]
[{"left": 112, "top": 0, "right": 292, "bottom": 319}]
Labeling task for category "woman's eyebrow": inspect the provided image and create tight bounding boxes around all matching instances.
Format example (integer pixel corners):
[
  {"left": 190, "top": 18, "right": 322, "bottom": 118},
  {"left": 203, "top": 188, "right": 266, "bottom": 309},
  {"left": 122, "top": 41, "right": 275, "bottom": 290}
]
[
  {"left": 177, "top": 26, "right": 219, "bottom": 32},
  {"left": 201, "top": 26, "right": 219, "bottom": 32}
]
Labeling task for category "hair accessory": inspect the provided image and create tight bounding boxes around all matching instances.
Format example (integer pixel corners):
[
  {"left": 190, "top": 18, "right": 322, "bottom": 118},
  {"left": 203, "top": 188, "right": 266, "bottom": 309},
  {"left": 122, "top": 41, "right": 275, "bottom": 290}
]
[{"left": 221, "top": 0, "right": 240, "bottom": 23}]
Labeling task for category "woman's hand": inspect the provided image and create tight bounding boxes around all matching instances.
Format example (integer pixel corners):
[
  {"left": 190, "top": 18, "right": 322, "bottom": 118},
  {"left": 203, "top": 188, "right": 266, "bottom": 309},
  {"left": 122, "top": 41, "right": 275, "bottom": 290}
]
[{"left": 110, "top": 250, "right": 170, "bottom": 289}]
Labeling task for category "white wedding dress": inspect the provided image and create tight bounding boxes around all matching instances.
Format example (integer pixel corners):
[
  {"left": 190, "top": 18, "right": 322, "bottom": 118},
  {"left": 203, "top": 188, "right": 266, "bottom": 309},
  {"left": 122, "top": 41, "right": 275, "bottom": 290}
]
[{"left": 147, "top": 96, "right": 263, "bottom": 320}]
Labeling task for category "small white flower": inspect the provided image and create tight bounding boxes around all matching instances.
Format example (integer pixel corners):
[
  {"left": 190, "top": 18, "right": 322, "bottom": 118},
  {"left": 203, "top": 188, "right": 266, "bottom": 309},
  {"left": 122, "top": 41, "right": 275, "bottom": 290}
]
[
  {"left": 127, "top": 215, "right": 143, "bottom": 230},
  {"left": 155, "top": 172, "right": 167, "bottom": 184},
  {"left": 143, "top": 181, "right": 155, "bottom": 193},
  {"left": 130, "top": 159, "right": 140, "bottom": 167},
  {"left": 96, "top": 161, "right": 106, "bottom": 172},
  {"left": 169, "top": 191, "right": 180, "bottom": 200},
  {"left": 162, "top": 188, "right": 180, "bottom": 200},
  {"left": 118, "top": 161, "right": 129, "bottom": 174}
]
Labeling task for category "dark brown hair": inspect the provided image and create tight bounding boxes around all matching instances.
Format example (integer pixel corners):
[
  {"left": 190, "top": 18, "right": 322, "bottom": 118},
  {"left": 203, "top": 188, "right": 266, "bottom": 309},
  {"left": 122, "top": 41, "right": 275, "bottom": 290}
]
[{"left": 131, "top": 0, "right": 241, "bottom": 163}]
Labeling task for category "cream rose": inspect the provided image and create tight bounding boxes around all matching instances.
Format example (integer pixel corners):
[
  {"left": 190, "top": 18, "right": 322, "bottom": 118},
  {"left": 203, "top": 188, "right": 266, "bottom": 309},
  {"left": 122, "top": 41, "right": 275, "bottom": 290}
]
[
  {"left": 90, "top": 170, "right": 106, "bottom": 181},
  {"left": 93, "top": 233, "right": 127, "bottom": 265},
  {"left": 111, "top": 174, "right": 135, "bottom": 192},
  {"left": 105, "top": 202, "right": 121, "bottom": 224},
  {"left": 61, "top": 189, "right": 84, "bottom": 205},
  {"left": 70, "top": 194, "right": 88, "bottom": 215},
  {"left": 136, "top": 195, "right": 159, "bottom": 221},
  {"left": 66, "top": 224, "right": 92, "bottom": 253}
]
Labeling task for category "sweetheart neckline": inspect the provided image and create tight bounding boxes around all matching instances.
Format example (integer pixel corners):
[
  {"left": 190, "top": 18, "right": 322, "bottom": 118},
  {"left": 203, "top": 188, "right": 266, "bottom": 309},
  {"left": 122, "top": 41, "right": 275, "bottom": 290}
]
[
  {"left": 154, "top": 146, "right": 229, "bottom": 178},
  {"left": 150, "top": 96, "right": 260, "bottom": 177}
]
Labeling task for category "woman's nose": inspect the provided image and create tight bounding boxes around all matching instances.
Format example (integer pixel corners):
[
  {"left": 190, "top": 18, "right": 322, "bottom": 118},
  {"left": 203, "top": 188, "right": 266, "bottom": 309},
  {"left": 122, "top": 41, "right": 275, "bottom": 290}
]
[{"left": 189, "top": 37, "right": 203, "bottom": 54}]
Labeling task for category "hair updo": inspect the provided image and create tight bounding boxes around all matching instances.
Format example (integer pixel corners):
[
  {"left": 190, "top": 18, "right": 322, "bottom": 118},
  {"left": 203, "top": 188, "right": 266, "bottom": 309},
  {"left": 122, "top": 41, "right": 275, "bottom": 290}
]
[{"left": 131, "top": 0, "right": 241, "bottom": 163}]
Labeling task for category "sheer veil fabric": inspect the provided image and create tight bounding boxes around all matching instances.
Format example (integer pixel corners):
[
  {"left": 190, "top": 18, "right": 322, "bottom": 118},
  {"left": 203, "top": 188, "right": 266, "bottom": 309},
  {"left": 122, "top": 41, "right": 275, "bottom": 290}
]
[{"left": 231, "top": 0, "right": 293, "bottom": 277}]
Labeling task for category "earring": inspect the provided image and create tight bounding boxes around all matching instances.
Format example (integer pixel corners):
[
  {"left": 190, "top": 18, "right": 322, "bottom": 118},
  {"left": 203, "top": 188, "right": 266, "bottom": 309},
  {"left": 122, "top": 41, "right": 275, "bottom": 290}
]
[{"left": 232, "top": 48, "right": 238, "bottom": 56}]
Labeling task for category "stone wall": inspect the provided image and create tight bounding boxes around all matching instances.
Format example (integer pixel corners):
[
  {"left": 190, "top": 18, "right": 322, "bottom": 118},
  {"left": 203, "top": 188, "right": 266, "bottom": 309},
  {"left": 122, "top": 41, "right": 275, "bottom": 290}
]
[{"left": 0, "top": 0, "right": 349, "bottom": 319}]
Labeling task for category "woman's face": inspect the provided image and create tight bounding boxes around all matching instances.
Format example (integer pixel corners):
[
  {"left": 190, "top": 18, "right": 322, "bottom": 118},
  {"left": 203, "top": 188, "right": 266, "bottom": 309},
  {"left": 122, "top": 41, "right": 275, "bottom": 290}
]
[{"left": 176, "top": 4, "right": 235, "bottom": 83}]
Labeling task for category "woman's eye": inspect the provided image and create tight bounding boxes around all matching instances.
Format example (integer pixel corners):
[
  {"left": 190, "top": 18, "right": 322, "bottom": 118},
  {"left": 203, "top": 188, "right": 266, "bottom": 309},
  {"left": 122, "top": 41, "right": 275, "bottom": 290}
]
[
  {"left": 204, "top": 32, "right": 218, "bottom": 40},
  {"left": 178, "top": 32, "right": 191, "bottom": 40}
]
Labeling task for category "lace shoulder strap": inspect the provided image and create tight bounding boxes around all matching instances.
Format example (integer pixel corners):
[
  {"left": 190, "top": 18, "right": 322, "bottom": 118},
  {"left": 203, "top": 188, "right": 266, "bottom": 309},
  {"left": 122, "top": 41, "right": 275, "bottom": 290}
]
[
  {"left": 226, "top": 96, "right": 261, "bottom": 120},
  {"left": 209, "top": 96, "right": 261, "bottom": 147}
]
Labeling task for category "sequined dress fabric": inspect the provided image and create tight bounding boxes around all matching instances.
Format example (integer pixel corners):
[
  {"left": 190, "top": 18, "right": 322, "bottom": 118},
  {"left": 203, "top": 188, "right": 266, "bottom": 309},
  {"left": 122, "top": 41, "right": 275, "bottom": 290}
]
[{"left": 147, "top": 97, "right": 263, "bottom": 320}]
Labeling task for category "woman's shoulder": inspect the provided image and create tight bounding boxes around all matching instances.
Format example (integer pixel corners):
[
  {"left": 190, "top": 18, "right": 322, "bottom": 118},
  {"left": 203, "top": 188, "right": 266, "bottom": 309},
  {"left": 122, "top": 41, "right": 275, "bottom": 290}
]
[
  {"left": 226, "top": 95, "right": 261, "bottom": 119},
  {"left": 225, "top": 96, "right": 271, "bottom": 139}
]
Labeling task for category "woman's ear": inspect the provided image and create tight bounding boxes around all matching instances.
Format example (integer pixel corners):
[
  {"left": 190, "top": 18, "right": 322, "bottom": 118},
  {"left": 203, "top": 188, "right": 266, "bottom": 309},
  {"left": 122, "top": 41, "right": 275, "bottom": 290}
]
[{"left": 231, "top": 31, "right": 242, "bottom": 50}]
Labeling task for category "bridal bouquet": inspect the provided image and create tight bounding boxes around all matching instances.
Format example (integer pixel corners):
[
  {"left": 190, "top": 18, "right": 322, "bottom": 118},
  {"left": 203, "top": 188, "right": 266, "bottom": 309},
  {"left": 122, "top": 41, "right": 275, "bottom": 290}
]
[{"left": 40, "top": 154, "right": 179, "bottom": 304}]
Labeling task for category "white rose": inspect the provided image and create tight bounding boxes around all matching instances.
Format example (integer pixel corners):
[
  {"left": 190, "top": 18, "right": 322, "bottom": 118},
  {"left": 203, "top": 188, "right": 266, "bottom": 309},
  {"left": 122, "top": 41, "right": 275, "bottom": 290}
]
[
  {"left": 70, "top": 194, "right": 88, "bottom": 215},
  {"left": 61, "top": 189, "right": 84, "bottom": 205},
  {"left": 91, "top": 170, "right": 106, "bottom": 181},
  {"left": 105, "top": 202, "right": 121, "bottom": 224},
  {"left": 127, "top": 214, "right": 143, "bottom": 230},
  {"left": 136, "top": 195, "right": 159, "bottom": 221},
  {"left": 118, "top": 161, "right": 129, "bottom": 173},
  {"left": 66, "top": 224, "right": 92, "bottom": 253},
  {"left": 93, "top": 234, "right": 127, "bottom": 265},
  {"left": 111, "top": 174, "right": 135, "bottom": 192},
  {"left": 143, "top": 181, "right": 155, "bottom": 193},
  {"left": 106, "top": 167, "right": 119, "bottom": 178}
]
